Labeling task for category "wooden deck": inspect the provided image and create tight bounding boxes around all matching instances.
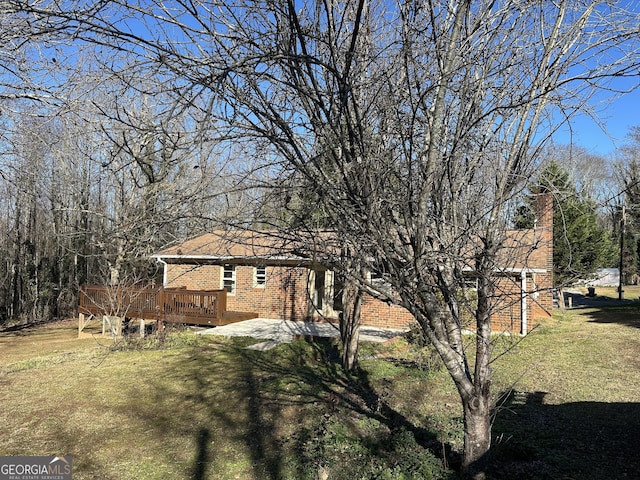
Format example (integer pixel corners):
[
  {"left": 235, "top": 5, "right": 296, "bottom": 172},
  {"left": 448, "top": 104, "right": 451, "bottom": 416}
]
[{"left": 78, "top": 286, "right": 258, "bottom": 331}]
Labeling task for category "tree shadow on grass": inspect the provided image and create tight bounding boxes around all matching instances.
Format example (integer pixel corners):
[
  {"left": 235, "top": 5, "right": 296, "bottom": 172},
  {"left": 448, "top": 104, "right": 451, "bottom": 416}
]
[
  {"left": 121, "top": 336, "right": 454, "bottom": 479},
  {"left": 123, "top": 341, "right": 286, "bottom": 479},
  {"left": 192, "top": 427, "right": 210, "bottom": 480},
  {"left": 562, "top": 290, "right": 640, "bottom": 329},
  {"left": 233, "top": 337, "right": 457, "bottom": 475},
  {"left": 577, "top": 303, "right": 640, "bottom": 329},
  {"left": 490, "top": 390, "right": 640, "bottom": 479}
]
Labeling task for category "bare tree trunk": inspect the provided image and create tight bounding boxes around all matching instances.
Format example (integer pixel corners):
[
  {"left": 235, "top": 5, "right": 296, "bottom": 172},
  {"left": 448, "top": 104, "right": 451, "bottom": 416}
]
[
  {"left": 459, "top": 250, "right": 496, "bottom": 479},
  {"left": 461, "top": 397, "right": 492, "bottom": 480},
  {"left": 339, "top": 277, "right": 363, "bottom": 371},
  {"left": 10, "top": 203, "right": 22, "bottom": 320}
]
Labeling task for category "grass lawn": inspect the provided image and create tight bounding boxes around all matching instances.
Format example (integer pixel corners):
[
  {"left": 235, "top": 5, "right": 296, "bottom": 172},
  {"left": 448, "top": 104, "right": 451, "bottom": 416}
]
[{"left": 1, "top": 303, "right": 639, "bottom": 480}]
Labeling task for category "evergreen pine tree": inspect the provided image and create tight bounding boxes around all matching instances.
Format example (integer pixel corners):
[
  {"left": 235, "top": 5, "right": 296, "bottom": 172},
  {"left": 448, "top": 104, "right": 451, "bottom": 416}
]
[{"left": 517, "top": 161, "right": 616, "bottom": 286}]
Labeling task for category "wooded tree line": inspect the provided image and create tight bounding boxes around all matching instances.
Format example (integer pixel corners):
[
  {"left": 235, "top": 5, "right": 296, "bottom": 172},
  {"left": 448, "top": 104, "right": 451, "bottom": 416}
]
[
  {"left": 515, "top": 137, "right": 640, "bottom": 290},
  {"left": 2, "top": 105, "right": 633, "bottom": 325},
  {"left": 0, "top": 67, "right": 240, "bottom": 323},
  {"left": 2, "top": 1, "right": 640, "bottom": 478}
]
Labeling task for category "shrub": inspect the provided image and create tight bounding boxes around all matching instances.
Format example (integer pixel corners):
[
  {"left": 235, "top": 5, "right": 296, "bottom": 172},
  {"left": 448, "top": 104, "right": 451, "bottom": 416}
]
[{"left": 295, "top": 413, "right": 454, "bottom": 480}]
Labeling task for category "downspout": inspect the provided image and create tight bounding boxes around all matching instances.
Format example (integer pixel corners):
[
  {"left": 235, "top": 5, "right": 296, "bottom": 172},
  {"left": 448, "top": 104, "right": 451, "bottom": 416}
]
[
  {"left": 154, "top": 257, "right": 168, "bottom": 331},
  {"left": 521, "top": 272, "right": 527, "bottom": 335},
  {"left": 156, "top": 257, "right": 168, "bottom": 288}
]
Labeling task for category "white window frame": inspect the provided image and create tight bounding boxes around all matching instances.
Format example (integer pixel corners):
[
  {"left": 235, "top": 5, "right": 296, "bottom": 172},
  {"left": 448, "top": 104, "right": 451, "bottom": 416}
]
[
  {"left": 463, "top": 277, "right": 478, "bottom": 291},
  {"left": 254, "top": 266, "right": 267, "bottom": 288},
  {"left": 369, "top": 270, "right": 384, "bottom": 283},
  {"left": 368, "top": 269, "right": 393, "bottom": 297},
  {"left": 222, "top": 265, "right": 236, "bottom": 295},
  {"left": 312, "top": 269, "right": 326, "bottom": 311}
]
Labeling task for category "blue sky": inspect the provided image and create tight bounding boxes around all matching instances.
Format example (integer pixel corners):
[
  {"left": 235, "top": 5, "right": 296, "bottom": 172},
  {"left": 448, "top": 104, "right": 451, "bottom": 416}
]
[
  {"left": 553, "top": 85, "right": 640, "bottom": 156},
  {"left": 552, "top": 0, "right": 640, "bottom": 157}
]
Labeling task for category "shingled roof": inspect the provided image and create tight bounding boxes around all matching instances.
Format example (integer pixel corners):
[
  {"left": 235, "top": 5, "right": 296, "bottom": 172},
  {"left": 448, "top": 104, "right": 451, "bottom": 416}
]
[
  {"left": 152, "top": 227, "right": 550, "bottom": 274},
  {"left": 152, "top": 230, "right": 312, "bottom": 262}
]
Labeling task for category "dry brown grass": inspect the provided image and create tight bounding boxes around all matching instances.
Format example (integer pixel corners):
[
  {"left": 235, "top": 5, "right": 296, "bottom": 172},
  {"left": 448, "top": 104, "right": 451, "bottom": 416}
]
[
  {"left": 0, "top": 320, "right": 449, "bottom": 479},
  {"left": 488, "top": 303, "right": 640, "bottom": 478},
  {"left": 1, "top": 306, "right": 639, "bottom": 479}
]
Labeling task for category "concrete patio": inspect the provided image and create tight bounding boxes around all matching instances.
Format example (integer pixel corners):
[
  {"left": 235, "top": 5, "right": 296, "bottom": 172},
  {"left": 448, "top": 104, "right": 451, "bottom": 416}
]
[{"left": 197, "top": 318, "right": 408, "bottom": 350}]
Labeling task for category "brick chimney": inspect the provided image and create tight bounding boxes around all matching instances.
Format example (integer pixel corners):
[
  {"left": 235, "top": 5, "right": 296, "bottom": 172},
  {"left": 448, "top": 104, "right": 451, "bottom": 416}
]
[
  {"left": 529, "top": 192, "right": 554, "bottom": 321},
  {"left": 534, "top": 192, "right": 553, "bottom": 273}
]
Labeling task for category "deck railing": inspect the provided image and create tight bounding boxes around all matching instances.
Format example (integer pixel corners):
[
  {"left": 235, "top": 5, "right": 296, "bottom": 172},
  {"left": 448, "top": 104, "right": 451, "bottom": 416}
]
[
  {"left": 161, "top": 289, "right": 227, "bottom": 324},
  {"left": 78, "top": 286, "right": 230, "bottom": 326}
]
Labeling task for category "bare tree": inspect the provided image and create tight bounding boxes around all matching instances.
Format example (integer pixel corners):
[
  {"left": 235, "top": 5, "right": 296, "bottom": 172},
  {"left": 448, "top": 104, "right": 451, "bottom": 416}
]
[
  {"left": 0, "top": 43, "right": 224, "bottom": 322},
  {"left": 5, "top": 0, "right": 640, "bottom": 477},
  {"left": 195, "top": 3, "right": 639, "bottom": 477}
]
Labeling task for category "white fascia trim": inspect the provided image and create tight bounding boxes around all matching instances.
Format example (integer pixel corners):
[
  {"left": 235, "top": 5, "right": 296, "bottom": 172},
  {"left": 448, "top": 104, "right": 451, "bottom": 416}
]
[
  {"left": 150, "top": 254, "right": 308, "bottom": 262},
  {"left": 151, "top": 255, "right": 548, "bottom": 274},
  {"left": 155, "top": 257, "right": 168, "bottom": 287},
  {"left": 461, "top": 266, "right": 547, "bottom": 275},
  {"left": 502, "top": 267, "right": 547, "bottom": 274}
]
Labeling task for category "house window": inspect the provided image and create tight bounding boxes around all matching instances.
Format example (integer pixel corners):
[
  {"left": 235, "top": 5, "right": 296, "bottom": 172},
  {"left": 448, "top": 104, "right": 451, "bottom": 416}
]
[
  {"left": 369, "top": 270, "right": 384, "bottom": 284},
  {"left": 368, "top": 269, "right": 393, "bottom": 296},
  {"left": 222, "top": 265, "right": 236, "bottom": 294},
  {"left": 462, "top": 277, "right": 478, "bottom": 301},
  {"left": 313, "top": 269, "right": 326, "bottom": 310},
  {"left": 463, "top": 277, "right": 478, "bottom": 291},
  {"left": 254, "top": 266, "right": 266, "bottom": 288},
  {"left": 332, "top": 273, "right": 344, "bottom": 311}
]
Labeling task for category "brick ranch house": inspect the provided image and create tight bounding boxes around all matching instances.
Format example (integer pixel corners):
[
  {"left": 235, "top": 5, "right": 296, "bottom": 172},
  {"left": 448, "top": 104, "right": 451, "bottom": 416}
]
[{"left": 151, "top": 194, "right": 553, "bottom": 335}]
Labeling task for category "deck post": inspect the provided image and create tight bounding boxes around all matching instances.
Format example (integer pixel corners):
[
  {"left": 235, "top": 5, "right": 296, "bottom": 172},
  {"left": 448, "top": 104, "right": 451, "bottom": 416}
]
[
  {"left": 521, "top": 273, "right": 527, "bottom": 336},
  {"left": 102, "top": 315, "right": 122, "bottom": 337}
]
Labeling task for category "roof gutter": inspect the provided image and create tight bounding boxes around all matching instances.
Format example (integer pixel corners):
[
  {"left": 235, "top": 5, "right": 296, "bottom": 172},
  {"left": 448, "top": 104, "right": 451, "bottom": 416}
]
[{"left": 150, "top": 254, "right": 311, "bottom": 266}]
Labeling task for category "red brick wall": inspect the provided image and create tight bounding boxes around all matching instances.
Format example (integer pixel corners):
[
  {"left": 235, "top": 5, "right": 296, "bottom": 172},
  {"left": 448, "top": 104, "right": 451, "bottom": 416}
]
[
  {"left": 361, "top": 295, "right": 415, "bottom": 330},
  {"left": 166, "top": 263, "right": 315, "bottom": 320},
  {"left": 490, "top": 272, "right": 554, "bottom": 334},
  {"left": 166, "top": 264, "right": 220, "bottom": 290},
  {"left": 164, "top": 191, "right": 553, "bottom": 334},
  {"left": 165, "top": 262, "right": 415, "bottom": 327},
  {"left": 530, "top": 272, "right": 553, "bottom": 319},
  {"left": 491, "top": 276, "right": 524, "bottom": 332},
  {"left": 164, "top": 261, "right": 551, "bottom": 333},
  {"left": 531, "top": 192, "right": 554, "bottom": 320},
  {"left": 228, "top": 266, "right": 312, "bottom": 321}
]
